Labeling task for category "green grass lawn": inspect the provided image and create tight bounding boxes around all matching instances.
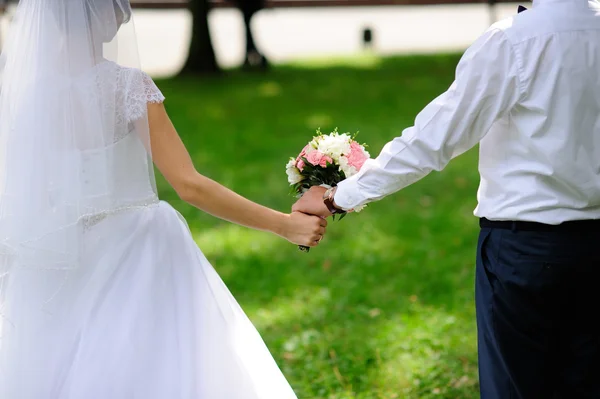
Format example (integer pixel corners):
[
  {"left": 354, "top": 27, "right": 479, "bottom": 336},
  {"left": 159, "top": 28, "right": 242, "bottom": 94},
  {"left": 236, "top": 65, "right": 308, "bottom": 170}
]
[{"left": 157, "top": 53, "right": 482, "bottom": 399}]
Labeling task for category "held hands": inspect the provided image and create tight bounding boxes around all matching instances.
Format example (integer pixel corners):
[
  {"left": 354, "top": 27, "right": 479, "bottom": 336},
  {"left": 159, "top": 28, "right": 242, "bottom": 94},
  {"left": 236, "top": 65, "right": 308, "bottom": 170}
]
[
  {"left": 292, "top": 186, "right": 332, "bottom": 219},
  {"left": 280, "top": 212, "right": 328, "bottom": 248},
  {"left": 283, "top": 186, "right": 339, "bottom": 250}
]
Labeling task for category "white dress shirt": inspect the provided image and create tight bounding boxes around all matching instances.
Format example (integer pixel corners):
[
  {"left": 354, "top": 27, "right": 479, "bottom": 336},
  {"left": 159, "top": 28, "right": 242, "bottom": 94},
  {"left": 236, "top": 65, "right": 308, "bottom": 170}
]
[{"left": 335, "top": 0, "right": 600, "bottom": 224}]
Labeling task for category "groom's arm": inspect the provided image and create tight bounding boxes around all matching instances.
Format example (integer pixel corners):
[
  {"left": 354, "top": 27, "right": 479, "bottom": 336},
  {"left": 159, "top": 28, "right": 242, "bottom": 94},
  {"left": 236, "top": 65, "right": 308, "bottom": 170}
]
[{"left": 331, "top": 27, "right": 524, "bottom": 211}]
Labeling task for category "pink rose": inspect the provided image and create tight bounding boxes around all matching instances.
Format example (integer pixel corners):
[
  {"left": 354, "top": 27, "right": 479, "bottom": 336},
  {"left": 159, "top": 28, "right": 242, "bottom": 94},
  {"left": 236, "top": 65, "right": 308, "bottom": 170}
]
[
  {"left": 296, "top": 159, "right": 306, "bottom": 171},
  {"left": 296, "top": 144, "right": 312, "bottom": 171},
  {"left": 346, "top": 142, "right": 368, "bottom": 170},
  {"left": 297, "top": 144, "right": 311, "bottom": 160},
  {"left": 306, "top": 151, "right": 333, "bottom": 168}
]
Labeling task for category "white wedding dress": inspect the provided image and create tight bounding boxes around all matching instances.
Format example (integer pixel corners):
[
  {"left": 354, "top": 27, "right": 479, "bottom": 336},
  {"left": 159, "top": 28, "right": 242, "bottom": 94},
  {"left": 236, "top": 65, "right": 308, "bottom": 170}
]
[{"left": 0, "top": 61, "right": 298, "bottom": 399}]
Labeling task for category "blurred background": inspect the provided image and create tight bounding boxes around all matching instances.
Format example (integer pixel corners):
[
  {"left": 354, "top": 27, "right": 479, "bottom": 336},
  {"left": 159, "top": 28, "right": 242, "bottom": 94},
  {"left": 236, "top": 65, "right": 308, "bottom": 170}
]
[
  {"left": 2, "top": 0, "right": 527, "bottom": 76},
  {"left": 0, "top": 1, "right": 530, "bottom": 398}
]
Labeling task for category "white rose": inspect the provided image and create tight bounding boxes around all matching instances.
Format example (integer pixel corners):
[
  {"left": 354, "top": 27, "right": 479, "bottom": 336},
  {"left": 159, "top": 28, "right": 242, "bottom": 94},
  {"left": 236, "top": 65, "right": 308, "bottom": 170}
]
[
  {"left": 353, "top": 204, "right": 367, "bottom": 213},
  {"left": 317, "top": 133, "right": 352, "bottom": 160},
  {"left": 303, "top": 141, "right": 317, "bottom": 154},
  {"left": 286, "top": 158, "right": 304, "bottom": 185},
  {"left": 360, "top": 145, "right": 371, "bottom": 159},
  {"left": 338, "top": 156, "right": 358, "bottom": 178}
]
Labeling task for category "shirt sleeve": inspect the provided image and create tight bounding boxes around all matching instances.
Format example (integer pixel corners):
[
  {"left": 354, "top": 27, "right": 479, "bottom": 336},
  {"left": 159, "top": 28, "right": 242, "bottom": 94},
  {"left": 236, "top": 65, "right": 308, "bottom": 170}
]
[
  {"left": 125, "top": 69, "right": 166, "bottom": 123},
  {"left": 334, "top": 28, "right": 524, "bottom": 210}
]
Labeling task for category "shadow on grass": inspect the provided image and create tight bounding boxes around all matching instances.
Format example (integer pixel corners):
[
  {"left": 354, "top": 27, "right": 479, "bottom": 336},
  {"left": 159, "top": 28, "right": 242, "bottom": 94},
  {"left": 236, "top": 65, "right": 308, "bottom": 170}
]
[{"left": 155, "top": 53, "right": 480, "bottom": 398}]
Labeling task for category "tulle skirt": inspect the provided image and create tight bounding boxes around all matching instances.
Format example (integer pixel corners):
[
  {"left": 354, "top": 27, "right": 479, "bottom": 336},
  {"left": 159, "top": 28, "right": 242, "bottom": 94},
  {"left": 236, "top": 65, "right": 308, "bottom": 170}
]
[{"left": 0, "top": 201, "right": 298, "bottom": 399}]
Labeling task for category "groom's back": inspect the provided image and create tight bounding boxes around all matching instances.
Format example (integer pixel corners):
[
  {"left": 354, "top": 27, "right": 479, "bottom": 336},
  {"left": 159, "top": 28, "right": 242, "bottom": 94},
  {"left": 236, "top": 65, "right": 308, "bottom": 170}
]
[{"left": 475, "top": 0, "right": 600, "bottom": 223}]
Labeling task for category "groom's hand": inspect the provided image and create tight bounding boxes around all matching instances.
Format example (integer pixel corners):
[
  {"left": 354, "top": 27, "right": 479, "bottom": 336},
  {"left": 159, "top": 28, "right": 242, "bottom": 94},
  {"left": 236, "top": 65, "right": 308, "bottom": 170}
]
[{"left": 292, "top": 186, "right": 332, "bottom": 218}]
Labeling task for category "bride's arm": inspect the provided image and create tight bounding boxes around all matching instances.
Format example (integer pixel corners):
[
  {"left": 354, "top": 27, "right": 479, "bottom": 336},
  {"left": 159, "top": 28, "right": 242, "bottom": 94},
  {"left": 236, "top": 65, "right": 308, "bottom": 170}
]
[{"left": 146, "top": 102, "right": 326, "bottom": 248}]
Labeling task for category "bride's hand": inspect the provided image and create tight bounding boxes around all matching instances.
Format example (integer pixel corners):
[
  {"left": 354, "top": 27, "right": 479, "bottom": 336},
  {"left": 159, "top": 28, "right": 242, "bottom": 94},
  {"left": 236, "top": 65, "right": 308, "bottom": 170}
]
[{"left": 279, "top": 212, "right": 327, "bottom": 247}]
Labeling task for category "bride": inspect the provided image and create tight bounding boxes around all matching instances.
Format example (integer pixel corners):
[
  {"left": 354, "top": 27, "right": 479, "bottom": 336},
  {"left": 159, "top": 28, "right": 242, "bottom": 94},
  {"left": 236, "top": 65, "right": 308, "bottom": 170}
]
[{"left": 0, "top": 1, "right": 326, "bottom": 397}]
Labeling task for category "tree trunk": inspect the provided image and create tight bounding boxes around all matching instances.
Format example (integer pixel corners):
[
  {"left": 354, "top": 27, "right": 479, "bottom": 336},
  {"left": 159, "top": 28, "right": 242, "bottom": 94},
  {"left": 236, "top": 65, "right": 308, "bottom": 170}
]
[
  {"left": 181, "top": 0, "right": 220, "bottom": 74},
  {"left": 234, "top": 0, "right": 269, "bottom": 70}
]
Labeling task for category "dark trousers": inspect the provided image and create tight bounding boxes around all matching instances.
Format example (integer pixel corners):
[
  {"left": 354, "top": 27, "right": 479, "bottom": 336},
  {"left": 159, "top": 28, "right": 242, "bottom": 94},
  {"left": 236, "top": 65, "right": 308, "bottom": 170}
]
[{"left": 476, "top": 221, "right": 600, "bottom": 399}]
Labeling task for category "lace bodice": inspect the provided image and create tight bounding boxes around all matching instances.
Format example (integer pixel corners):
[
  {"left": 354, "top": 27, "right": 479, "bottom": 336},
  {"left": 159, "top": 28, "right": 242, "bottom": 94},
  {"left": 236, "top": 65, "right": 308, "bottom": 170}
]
[{"left": 74, "top": 62, "right": 165, "bottom": 224}]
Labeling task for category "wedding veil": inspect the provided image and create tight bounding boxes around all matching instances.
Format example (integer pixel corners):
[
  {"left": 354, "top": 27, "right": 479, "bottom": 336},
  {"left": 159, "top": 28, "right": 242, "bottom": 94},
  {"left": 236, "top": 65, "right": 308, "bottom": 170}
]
[{"left": 0, "top": 0, "right": 158, "bottom": 318}]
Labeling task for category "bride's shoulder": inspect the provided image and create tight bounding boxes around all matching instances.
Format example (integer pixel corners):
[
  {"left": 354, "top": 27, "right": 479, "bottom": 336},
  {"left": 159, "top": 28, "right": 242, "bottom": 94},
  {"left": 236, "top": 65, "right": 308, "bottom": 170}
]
[
  {"left": 112, "top": 63, "right": 152, "bottom": 86},
  {"left": 107, "top": 63, "right": 165, "bottom": 122},
  {"left": 109, "top": 62, "right": 165, "bottom": 103}
]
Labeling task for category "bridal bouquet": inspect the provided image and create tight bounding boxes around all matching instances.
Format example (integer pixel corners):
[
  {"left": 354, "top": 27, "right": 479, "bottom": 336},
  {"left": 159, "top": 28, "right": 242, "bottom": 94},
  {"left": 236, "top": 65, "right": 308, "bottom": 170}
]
[{"left": 286, "top": 128, "right": 371, "bottom": 251}]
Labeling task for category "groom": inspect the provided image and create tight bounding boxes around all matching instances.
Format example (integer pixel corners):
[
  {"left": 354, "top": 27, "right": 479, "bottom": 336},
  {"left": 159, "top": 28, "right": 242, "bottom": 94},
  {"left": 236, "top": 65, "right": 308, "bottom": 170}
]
[{"left": 293, "top": 1, "right": 600, "bottom": 398}]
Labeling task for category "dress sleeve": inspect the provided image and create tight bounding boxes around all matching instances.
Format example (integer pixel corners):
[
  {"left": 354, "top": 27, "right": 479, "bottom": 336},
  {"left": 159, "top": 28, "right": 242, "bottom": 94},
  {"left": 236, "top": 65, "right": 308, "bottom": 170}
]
[{"left": 124, "top": 69, "right": 165, "bottom": 123}]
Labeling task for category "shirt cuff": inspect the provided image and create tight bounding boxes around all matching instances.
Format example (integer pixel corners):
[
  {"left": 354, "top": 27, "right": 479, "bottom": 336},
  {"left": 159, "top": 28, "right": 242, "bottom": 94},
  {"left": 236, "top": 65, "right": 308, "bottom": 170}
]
[{"left": 334, "top": 178, "right": 370, "bottom": 211}]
